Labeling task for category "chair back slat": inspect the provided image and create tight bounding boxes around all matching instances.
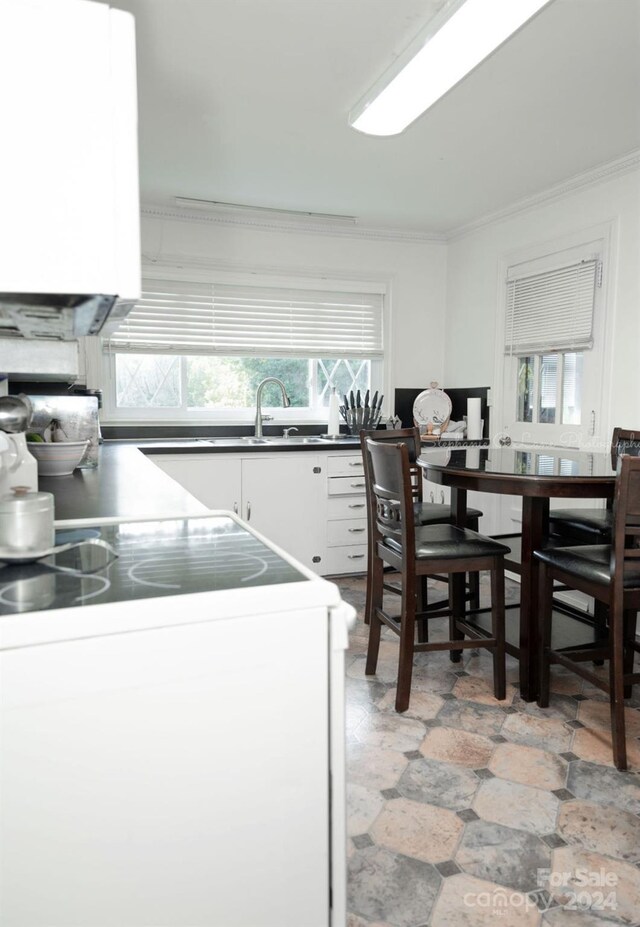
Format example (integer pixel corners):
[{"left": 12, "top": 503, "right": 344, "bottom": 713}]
[
  {"left": 611, "top": 427, "right": 640, "bottom": 469},
  {"left": 365, "top": 438, "right": 415, "bottom": 550},
  {"left": 360, "top": 427, "right": 423, "bottom": 501},
  {"left": 612, "top": 455, "right": 640, "bottom": 584}
]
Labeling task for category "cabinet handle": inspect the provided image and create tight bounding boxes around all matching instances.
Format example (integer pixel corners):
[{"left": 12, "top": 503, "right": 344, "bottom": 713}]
[
  {"left": 348, "top": 503, "right": 365, "bottom": 509},
  {"left": 246, "top": 501, "right": 251, "bottom": 521},
  {"left": 350, "top": 482, "right": 366, "bottom": 488},
  {"left": 348, "top": 527, "right": 365, "bottom": 533},
  {"left": 430, "top": 491, "right": 435, "bottom": 502},
  {"left": 440, "top": 490, "right": 445, "bottom": 504},
  {"left": 348, "top": 461, "right": 363, "bottom": 467},
  {"left": 233, "top": 502, "right": 238, "bottom": 514},
  {"left": 348, "top": 553, "right": 365, "bottom": 560}
]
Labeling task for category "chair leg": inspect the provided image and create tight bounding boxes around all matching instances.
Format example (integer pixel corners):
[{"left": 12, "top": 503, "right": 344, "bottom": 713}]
[
  {"left": 449, "top": 573, "right": 466, "bottom": 663},
  {"left": 364, "top": 538, "right": 373, "bottom": 626},
  {"left": 365, "top": 554, "right": 384, "bottom": 676},
  {"left": 623, "top": 609, "right": 636, "bottom": 699},
  {"left": 469, "top": 571, "right": 481, "bottom": 610},
  {"left": 490, "top": 565, "right": 506, "bottom": 701},
  {"left": 609, "top": 602, "right": 627, "bottom": 771},
  {"left": 592, "top": 601, "right": 607, "bottom": 666},
  {"left": 416, "top": 575, "right": 429, "bottom": 643},
  {"left": 537, "top": 563, "right": 553, "bottom": 709},
  {"left": 396, "top": 572, "right": 416, "bottom": 712}
]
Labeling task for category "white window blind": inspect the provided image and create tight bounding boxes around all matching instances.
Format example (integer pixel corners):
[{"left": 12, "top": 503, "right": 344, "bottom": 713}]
[
  {"left": 504, "top": 259, "right": 597, "bottom": 354},
  {"left": 105, "top": 277, "right": 384, "bottom": 359}
]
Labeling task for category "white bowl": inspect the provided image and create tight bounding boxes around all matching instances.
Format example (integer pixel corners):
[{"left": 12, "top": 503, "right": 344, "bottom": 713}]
[{"left": 27, "top": 440, "right": 90, "bottom": 477}]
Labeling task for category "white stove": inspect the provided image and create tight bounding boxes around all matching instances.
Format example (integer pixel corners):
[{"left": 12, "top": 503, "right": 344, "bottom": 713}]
[{"left": 0, "top": 511, "right": 354, "bottom": 927}]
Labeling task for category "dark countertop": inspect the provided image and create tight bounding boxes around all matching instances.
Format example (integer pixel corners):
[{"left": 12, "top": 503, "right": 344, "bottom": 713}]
[
  {"left": 42, "top": 437, "right": 365, "bottom": 521},
  {"left": 42, "top": 444, "right": 210, "bottom": 521}
]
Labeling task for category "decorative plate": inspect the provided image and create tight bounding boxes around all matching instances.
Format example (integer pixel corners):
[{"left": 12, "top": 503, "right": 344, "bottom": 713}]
[{"left": 413, "top": 382, "right": 452, "bottom": 430}]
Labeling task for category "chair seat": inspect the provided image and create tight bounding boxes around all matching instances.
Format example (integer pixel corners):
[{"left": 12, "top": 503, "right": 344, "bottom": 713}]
[
  {"left": 384, "top": 524, "right": 510, "bottom": 560},
  {"left": 415, "top": 502, "right": 483, "bottom": 525},
  {"left": 548, "top": 507, "right": 612, "bottom": 542},
  {"left": 535, "top": 543, "right": 640, "bottom": 589}
]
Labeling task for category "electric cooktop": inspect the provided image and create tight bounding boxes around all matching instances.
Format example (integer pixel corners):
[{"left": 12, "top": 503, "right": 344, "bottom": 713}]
[{"left": 0, "top": 515, "right": 308, "bottom": 616}]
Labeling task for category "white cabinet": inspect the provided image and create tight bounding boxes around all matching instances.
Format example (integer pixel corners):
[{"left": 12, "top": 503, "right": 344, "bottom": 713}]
[
  {"left": 148, "top": 453, "right": 325, "bottom": 571},
  {"left": 323, "top": 454, "right": 368, "bottom": 575},
  {"left": 149, "top": 454, "right": 241, "bottom": 512},
  {"left": 0, "top": 0, "right": 140, "bottom": 303}
]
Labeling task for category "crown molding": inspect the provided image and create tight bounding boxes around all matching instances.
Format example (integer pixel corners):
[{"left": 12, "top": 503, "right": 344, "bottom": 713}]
[
  {"left": 448, "top": 148, "right": 640, "bottom": 241},
  {"left": 140, "top": 203, "right": 446, "bottom": 244}
]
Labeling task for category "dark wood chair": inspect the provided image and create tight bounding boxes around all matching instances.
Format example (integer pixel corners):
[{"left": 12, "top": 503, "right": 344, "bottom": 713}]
[
  {"left": 360, "top": 427, "right": 483, "bottom": 635},
  {"left": 364, "top": 438, "right": 508, "bottom": 712},
  {"left": 548, "top": 427, "right": 640, "bottom": 543},
  {"left": 535, "top": 453, "right": 640, "bottom": 770}
]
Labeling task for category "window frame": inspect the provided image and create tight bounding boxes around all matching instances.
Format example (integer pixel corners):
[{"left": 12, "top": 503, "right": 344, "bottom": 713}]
[
  {"left": 95, "top": 262, "right": 391, "bottom": 425},
  {"left": 493, "top": 223, "right": 614, "bottom": 450}
]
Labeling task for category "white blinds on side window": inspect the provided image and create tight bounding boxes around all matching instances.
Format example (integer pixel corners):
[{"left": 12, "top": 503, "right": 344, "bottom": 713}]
[
  {"left": 105, "top": 278, "right": 384, "bottom": 358},
  {"left": 504, "top": 259, "right": 597, "bottom": 355}
]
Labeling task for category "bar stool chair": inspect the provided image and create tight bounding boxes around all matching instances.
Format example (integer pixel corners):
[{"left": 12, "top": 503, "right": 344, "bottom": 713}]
[
  {"left": 364, "top": 438, "right": 509, "bottom": 712},
  {"left": 549, "top": 427, "right": 640, "bottom": 543},
  {"left": 360, "top": 427, "right": 483, "bottom": 636},
  {"left": 535, "top": 454, "right": 640, "bottom": 770}
]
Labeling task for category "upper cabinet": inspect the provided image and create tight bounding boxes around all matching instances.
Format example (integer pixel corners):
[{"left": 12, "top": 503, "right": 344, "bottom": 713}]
[{"left": 0, "top": 0, "right": 140, "bottom": 337}]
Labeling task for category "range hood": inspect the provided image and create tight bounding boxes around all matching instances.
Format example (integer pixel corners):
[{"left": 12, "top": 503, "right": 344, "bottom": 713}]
[
  {"left": 0, "top": 0, "right": 141, "bottom": 343},
  {"left": 0, "top": 294, "right": 134, "bottom": 341}
]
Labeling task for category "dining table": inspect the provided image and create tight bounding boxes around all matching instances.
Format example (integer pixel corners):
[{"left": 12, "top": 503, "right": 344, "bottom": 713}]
[{"left": 417, "top": 444, "right": 617, "bottom": 701}]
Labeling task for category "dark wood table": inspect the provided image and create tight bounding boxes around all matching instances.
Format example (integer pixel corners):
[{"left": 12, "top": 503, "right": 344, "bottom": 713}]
[{"left": 418, "top": 446, "right": 616, "bottom": 701}]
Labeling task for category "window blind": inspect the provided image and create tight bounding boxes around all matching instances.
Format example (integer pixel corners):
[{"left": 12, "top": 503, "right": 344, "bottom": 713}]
[
  {"left": 504, "top": 259, "right": 597, "bottom": 355},
  {"left": 105, "top": 277, "right": 384, "bottom": 359}
]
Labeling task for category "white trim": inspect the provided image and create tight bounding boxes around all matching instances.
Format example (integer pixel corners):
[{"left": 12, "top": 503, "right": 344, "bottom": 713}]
[
  {"left": 142, "top": 149, "right": 640, "bottom": 243},
  {"left": 492, "top": 221, "right": 615, "bottom": 450},
  {"left": 450, "top": 149, "right": 640, "bottom": 241},
  {"left": 140, "top": 203, "right": 446, "bottom": 243}
]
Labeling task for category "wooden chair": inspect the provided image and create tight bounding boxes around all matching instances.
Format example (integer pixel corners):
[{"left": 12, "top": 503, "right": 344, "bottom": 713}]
[
  {"left": 548, "top": 427, "right": 640, "bottom": 543},
  {"left": 535, "top": 453, "right": 640, "bottom": 769},
  {"left": 360, "top": 427, "right": 483, "bottom": 635},
  {"left": 364, "top": 438, "right": 508, "bottom": 712}
]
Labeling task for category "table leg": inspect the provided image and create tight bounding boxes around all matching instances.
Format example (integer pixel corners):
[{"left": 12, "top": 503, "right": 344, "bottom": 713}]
[
  {"left": 519, "top": 496, "right": 549, "bottom": 702},
  {"left": 450, "top": 488, "right": 467, "bottom": 662}
]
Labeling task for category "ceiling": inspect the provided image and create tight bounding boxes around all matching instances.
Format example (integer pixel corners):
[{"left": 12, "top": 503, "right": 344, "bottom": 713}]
[{"left": 103, "top": 0, "right": 640, "bottom": 235}]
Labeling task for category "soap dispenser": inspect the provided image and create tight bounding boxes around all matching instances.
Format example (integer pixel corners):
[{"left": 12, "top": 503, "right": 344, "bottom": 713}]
[{"left": 327, "top": 386, "right": 340, "bottom": 437}]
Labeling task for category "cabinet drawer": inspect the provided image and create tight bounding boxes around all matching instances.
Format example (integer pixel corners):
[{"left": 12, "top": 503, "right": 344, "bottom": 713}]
[
  {"left": 321, "top": 544, "right": 367, "bottom": 576},
  {"left": 327, "top": 496, "right": 367, "bottom": 520},
  {"left": 327, "top": 454, "right": 364, "bottom": 477},
  {"left": 327, "top": 519, "right": 367, "bottom": 547},
  {"left": 327, "top": 475, "right": 367, "bottom": 496}
]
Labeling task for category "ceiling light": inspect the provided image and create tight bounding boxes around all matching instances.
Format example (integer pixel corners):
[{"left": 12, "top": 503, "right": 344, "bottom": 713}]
[
  {"left": 349, "top": 0, "right": 553, "bottom": 136},
  {"left": 174, "top": 197, "right": 358, "bottom": 225}
]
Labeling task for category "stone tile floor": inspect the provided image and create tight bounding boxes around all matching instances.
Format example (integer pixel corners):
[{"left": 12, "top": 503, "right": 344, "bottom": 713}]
[{"left": 334, "top": 575, "right": 640, "bottom": 927}]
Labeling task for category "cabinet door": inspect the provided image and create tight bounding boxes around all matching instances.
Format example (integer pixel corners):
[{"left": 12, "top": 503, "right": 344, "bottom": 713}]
[
  {"left": 241, "top": 456, "right": 324, "bottom": 570},
  {"left": 148, "top": 455, "right": 241, "bottom": 512}
]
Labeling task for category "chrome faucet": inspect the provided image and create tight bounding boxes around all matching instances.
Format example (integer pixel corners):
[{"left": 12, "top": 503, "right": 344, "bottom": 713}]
[{"left": 254, "top": 377, "right": 291, "bottom": 437}]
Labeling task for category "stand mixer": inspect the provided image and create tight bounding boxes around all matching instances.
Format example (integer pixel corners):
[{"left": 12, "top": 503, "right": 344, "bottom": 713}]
[{"left": 0, "top": 396, "right": 38, "bottom": 495}]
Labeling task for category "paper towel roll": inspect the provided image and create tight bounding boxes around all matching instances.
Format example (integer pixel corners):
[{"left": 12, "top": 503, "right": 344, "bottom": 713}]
[
  {"left": 467, "top": 398, "right": 482, "bottom": 440},
  {"left": 466, "top": 447, "right": 480, "bottom": 469},
  {"left": 327, "top": 389, "right": 340, "bottom": 436}
]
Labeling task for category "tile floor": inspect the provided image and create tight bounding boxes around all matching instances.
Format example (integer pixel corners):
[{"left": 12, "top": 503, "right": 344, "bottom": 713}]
[{"left": 335, "top": 574, "right": 640, "bottom": 927}]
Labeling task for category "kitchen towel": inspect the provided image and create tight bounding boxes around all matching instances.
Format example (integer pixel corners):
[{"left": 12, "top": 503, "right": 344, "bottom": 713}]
[{"left": 467, "top": 398, "right": 482, "bottom": 440}]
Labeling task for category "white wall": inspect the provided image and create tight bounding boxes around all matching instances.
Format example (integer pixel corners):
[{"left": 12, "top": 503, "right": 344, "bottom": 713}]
[
  {"left": 140, "top": 211, "right": 448, "bottom": 403},
  {"left": 443, "top": 167, "right": 640, "bottom": 434}
]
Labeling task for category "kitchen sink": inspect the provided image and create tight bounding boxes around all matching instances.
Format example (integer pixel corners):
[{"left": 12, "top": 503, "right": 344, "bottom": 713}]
[{"left": 268, "top": 436, "right": 325, "bottom": 444}]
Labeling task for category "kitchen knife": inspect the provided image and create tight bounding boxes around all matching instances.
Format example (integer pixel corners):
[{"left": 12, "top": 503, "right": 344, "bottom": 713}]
[
  {"left": 349, "top": 390, "right": 355, "bottom": 413},
  {"left": 356, "top": 389, "right": 361, "bottom": 410}
]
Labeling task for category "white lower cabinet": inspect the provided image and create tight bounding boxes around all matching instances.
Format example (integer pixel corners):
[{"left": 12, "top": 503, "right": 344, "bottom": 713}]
[{"left": 148, "top": 453, "right": 325, "bottom": 571}]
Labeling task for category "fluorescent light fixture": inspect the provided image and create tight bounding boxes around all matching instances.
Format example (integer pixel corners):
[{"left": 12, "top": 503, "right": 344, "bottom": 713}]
[{"left": 349, "top": 0, "right": 553, "bottom": 136}]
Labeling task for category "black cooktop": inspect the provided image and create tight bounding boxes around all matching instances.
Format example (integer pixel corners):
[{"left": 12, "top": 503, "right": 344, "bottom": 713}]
[{"left": 0, "top": 516, "right": 308, "bottom": 616}]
